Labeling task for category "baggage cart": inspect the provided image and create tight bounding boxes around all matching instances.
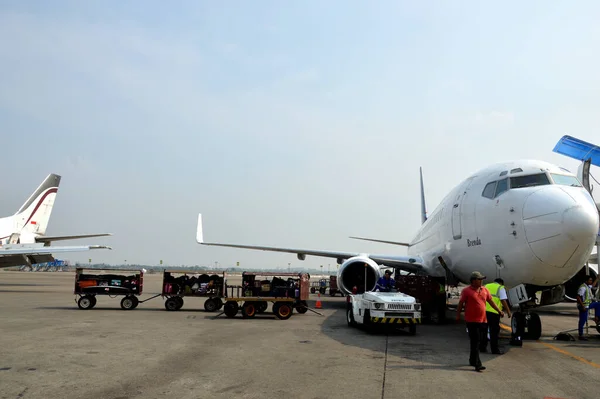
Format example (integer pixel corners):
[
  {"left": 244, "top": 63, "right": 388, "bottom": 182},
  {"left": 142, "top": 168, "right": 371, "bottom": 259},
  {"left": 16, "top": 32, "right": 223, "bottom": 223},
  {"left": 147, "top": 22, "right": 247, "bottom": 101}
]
[
  {"left": 329, "top": 275, "right": 343, "bottom": 297},
  {"left": 221, "top": 272, "right": 310, "bottom": 319},
  {"left": 394, "top": 272, "right": 447, "bottom": 324},
  {"left": 162, "top": 269, "right": 226, "bottom": 312},
  {"left": 74, "top": 267, "right": 155, "bottom": 310},
  {"left": 310, "top": 278, "right": 328, "bottom": 294}
]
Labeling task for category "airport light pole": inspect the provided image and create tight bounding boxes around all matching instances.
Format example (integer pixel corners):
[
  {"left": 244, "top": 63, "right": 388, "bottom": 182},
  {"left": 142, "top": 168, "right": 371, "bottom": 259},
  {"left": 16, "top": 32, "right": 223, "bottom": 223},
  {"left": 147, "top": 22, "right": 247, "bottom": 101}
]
[
  {"left": 288, "top": 262, "right": 291, "bottom": 272},
  {"left": 320, "top": 265, "right": 323, "bottom": 276}
]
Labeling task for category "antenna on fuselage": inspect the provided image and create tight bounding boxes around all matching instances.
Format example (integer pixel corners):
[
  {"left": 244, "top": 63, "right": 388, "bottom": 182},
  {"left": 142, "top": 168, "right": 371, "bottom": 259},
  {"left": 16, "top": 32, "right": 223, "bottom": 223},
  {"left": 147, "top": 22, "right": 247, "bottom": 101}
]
[{"left": 420, "top": 167, "right": 427, "bottom": 224}]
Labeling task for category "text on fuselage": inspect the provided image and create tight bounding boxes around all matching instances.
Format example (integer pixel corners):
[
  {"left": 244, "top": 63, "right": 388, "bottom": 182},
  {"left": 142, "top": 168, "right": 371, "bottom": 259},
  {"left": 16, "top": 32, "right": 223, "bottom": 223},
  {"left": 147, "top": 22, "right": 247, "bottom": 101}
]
[{"left": 467, "top": 237, "right": 482, "bottom": 247}]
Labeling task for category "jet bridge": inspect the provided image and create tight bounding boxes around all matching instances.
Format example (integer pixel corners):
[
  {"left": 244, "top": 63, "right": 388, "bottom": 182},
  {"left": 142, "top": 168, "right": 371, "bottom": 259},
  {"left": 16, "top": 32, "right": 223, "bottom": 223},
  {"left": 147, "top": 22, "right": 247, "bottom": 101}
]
[{"left": 553, "top": 134, "right": 600, "bottom": 260}]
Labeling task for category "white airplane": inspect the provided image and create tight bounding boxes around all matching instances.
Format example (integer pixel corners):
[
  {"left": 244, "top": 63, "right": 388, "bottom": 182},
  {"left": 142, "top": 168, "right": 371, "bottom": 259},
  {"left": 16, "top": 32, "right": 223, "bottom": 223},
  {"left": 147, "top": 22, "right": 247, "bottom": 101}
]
[
  {"left": 195, "top": 159, "right": 599, "bottom": 340},
  {"left": 0, "top": 173, "right": 112, "bottom": 268}
]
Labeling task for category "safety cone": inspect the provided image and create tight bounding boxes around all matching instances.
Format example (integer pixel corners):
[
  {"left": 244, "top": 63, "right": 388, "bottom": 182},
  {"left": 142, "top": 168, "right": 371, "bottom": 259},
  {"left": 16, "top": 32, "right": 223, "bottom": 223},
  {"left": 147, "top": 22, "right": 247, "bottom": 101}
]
[{"left": 315, "top": 293, "right": 323, "bottom": 309}]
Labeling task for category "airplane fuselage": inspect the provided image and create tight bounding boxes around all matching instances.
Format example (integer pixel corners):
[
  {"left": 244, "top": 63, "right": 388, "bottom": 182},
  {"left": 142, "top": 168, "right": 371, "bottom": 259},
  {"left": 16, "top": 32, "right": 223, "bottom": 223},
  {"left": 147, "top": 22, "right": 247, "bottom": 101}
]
[{"left": 406, "top": 160, "right": 599, "bottom": 290}]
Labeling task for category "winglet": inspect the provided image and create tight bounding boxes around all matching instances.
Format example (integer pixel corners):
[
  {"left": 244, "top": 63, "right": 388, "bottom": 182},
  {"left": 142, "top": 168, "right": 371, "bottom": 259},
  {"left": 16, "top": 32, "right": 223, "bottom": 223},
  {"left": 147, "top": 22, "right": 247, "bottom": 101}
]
[
  {"left": 420, "top": 167, "right": 427, "bottom": 224},
  {"left": 196, "top": 213, "right": 204, "bottom": 244}
]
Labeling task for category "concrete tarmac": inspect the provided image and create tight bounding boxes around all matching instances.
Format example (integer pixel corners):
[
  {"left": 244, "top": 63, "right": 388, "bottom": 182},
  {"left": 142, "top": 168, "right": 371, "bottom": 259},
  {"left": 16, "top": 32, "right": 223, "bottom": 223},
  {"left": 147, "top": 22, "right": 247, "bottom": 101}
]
[{"left": 0, "top": 271, "right": 599, "bottom": 399}]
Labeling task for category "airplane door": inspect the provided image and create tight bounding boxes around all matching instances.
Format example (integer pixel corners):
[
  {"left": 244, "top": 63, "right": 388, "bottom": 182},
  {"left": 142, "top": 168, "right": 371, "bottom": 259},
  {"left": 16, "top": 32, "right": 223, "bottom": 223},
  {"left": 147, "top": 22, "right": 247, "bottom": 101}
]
[{"left": 452, "top": 178, "right": 474, "bottom": 240}]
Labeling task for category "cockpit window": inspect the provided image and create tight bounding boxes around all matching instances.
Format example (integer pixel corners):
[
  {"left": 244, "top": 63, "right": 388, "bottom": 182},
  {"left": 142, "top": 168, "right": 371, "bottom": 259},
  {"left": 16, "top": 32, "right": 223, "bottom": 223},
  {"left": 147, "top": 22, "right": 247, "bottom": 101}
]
[
  {"left": 482, "top": 182, "right": 496, "bottom": 199},
  {"left": 550, "top": 173, "right": 582, "bottom": 187},
  {"left": 510, "top": 173, "right": 551, "bottom": 189},
  {"left": 495, "top": 178, "right": 508, "bottom": 197}
]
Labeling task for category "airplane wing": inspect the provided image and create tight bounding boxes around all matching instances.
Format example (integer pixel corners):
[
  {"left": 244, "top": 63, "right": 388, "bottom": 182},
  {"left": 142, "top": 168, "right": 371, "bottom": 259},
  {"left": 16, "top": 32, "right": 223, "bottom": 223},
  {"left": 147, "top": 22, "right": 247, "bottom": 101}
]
[
  {"left": 0, "top": 243, "right": 111, "bottom": 268},
  {"left": 196, "top": 214, "right": 424, "bottom": 274},
  {"left": 36, "top": 233, "right": 112, "bottom": 243},
  {"left": 348, "top": 236, "right": 411, "bottom": 246}
]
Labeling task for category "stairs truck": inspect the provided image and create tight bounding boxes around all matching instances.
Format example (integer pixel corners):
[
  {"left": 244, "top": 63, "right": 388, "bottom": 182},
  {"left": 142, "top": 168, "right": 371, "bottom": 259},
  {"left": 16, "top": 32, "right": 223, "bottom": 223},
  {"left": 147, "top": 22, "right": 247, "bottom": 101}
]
[{"left": 345, "top": 290, "right": 421, "bottom": 335}]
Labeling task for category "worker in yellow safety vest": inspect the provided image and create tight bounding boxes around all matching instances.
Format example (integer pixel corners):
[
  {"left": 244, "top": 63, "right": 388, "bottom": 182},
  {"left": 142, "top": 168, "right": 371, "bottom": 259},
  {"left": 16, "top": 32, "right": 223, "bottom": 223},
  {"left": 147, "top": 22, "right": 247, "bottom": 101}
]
[
  {"left": 482, "top": 278, "right": 511, "bottom": 354},
  {"left": 577, "top": 275, "right": 598, "bottom": 340}
]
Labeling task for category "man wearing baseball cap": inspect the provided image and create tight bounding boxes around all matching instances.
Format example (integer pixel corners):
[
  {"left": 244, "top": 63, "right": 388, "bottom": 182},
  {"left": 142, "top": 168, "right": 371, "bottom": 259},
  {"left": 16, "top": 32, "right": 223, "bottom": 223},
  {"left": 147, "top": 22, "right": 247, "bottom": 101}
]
[{"left": 456, "top": 271, "right": 504, "bottom": 372}]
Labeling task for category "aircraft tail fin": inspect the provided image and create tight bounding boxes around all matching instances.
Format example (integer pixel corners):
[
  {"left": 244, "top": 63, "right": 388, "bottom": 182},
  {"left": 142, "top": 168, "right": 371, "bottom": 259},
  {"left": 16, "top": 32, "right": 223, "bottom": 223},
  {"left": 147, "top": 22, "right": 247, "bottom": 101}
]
[
  {"left": 420, "top": 167, "right": 427, "bottom": 224},
  {"left": 14, "top": 174, "right": 61, "bottom": 236}
]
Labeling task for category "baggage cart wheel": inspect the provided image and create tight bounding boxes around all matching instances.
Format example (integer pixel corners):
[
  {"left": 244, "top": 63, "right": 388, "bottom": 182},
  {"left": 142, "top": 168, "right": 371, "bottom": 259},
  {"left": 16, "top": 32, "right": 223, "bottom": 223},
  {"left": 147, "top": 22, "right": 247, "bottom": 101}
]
[
  {"left": 130, "top": 296, "right": 139, "bottom": 309},
  {"left": 214, "top": 297, "right": 223, "bottom": 310},
  {"left": 204, "top": 298, "right": 219, "bottom": 312},
  {"left": 273, "top": 302, "right": 293, "bottom": 320},
  {"left": 175, "top": 297, "right": 184, "bottom": 310},
  {"left": 242, "top": 302, "right": 256, "bottom": 318},
  {"left": 77, "top": 295, "right": 94, "bottom": 310},
  {"left": 120, "top": 296, "right": 137, "bottom": 310},
  {"left": 165, "top": 297, "right": 180, "bottom": 311},
  {"left": 296, "top": 300, "right": 308, "bottom": 314},
  {"left": 89, "top": 296, "right": 97, "bottom": 308},
  {"left": 224, "top": 301, "right": 238, "bottom": 318},
  {"left": 256, "top": 301, "right": 268, "bottom": 313}
]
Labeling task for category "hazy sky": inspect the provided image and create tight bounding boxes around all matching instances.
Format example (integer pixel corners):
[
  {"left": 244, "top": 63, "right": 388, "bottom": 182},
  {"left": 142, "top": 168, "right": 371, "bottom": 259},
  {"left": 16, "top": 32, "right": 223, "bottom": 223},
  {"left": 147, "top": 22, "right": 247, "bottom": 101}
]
[{"left": 1, "top": 1, "right": 599, "bottom": 270}]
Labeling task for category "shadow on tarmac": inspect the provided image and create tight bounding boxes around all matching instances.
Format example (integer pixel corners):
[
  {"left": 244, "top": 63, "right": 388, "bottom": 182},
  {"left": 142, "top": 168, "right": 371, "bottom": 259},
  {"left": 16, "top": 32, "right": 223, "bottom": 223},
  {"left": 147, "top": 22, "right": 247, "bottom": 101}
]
[{"left": 317, "top": 299, "right": 514, "bottom": 370}]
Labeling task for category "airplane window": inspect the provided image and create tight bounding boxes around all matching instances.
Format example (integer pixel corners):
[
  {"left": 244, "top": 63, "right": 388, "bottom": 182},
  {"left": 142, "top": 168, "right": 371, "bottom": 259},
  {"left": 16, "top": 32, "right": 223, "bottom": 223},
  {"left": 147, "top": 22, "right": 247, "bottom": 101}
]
[
  {"left": 482, "top": 182, "right": 496, "bottom": 199},
  {"left": 494, "top": 178, "right": 508, "bottom": 197},
  {"left": 510, "top": 168, "right": 523, "bottom": 174},
  {"left": 499, "top": 171, "right": 508, "bottom": 176},
  {"left": 550, "top": 174, "right": 582, "bottom": 187},
  {"left": 510, "top": 173, "right": 551, "bottom": 189}
]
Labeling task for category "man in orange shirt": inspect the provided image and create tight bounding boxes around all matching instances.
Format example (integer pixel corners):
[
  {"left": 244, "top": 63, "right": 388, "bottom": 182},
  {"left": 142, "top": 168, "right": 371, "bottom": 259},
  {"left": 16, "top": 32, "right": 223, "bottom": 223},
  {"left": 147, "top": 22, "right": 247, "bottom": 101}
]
[{"left": 456, "top": 271, "right": 504, "bottom": 372}]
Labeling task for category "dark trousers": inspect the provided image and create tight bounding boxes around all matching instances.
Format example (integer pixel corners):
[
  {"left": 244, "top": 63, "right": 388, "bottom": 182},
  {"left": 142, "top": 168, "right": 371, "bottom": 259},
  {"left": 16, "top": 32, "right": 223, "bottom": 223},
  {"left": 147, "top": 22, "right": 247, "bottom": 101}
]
[
  {"left": 483, "top": 312, "right": 500, "bottom": 352},
  {"left": 578, "top": 309, "right": 588, "bottom": 336},
  {"left": 466, "top": 322, "right": 486, "bottom": 368}
]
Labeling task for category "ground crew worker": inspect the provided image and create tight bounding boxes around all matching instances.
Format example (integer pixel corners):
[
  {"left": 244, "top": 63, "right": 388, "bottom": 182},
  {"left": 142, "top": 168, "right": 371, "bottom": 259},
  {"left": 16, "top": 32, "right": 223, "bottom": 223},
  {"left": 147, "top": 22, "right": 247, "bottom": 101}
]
[
  {"left": 482, "top": 278, "right": 511, "bottom": 354},
  {"left": 577, "top": 275, "right": 596, "bottom": 340},
  {"left": 455, "top": 271, "right": 504, "bottom": 372},
  {"left": 436, "top": 280, "right": 447, "bottom": 323},
  {"left": 376, "top": 270, "right": 395, "bottom": 292}
]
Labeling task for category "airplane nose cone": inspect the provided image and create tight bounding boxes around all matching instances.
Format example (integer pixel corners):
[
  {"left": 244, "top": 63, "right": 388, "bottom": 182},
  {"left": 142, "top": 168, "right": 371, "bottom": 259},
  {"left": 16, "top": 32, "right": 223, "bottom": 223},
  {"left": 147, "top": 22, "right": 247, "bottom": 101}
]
[{"left": 523, "top": 187, "right": 598, "bottom": 268}]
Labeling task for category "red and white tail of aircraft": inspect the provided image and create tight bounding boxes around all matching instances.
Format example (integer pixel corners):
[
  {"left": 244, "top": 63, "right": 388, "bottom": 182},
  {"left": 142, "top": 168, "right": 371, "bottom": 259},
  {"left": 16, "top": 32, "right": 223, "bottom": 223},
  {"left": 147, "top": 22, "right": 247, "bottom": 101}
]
[{"left": 0, "top": 173, "right": 111, "bottom": 268}]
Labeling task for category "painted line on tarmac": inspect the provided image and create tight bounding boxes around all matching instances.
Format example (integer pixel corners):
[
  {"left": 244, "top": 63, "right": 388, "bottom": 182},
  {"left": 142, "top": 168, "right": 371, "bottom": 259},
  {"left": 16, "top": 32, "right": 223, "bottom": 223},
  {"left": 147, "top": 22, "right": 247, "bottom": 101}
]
[
  {"left": 538, "top": 342, "right": 600, "bottom": 369},
  {"left": 500, "top": 323, "right": 600, "bottom": 369}
]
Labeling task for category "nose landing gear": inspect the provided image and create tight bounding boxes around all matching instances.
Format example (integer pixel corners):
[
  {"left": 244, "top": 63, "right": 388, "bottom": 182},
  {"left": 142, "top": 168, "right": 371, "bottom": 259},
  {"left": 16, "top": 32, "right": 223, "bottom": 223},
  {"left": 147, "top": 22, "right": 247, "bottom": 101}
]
[{"left": 511, "top": 309, "right": 542, "bottom": 342}]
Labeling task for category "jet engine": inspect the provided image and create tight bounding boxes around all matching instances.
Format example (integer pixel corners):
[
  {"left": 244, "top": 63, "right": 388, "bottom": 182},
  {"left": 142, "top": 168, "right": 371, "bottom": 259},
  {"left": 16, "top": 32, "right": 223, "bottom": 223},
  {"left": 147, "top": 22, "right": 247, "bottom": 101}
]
[
  {"left": 336, "top": 256, "right": 382, "bottom": 295},
  {"left": 564, "top": 264, "right": 598, "bottom": 301}
]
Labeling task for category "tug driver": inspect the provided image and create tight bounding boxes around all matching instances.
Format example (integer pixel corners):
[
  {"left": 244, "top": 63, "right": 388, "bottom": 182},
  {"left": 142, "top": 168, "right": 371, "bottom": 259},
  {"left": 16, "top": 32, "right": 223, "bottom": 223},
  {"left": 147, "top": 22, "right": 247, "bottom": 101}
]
[{"left": 376, "top": 270, "right": 396, "bottom": 292}]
